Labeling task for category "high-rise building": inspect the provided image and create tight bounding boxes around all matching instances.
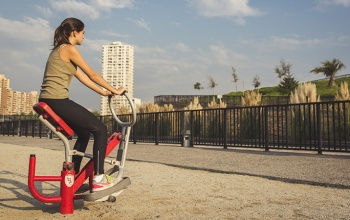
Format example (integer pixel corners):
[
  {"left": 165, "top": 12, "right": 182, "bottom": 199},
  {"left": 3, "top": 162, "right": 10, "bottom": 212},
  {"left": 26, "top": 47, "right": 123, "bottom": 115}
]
[
  {"left": 100, "top": 42, "right": 134, "bottom": 116},
  {"left": 0, "top": 74, "right": 10, "bottom": 116},
  {"left": 0, "top": 74, "right": 38, "bottom": 116}
]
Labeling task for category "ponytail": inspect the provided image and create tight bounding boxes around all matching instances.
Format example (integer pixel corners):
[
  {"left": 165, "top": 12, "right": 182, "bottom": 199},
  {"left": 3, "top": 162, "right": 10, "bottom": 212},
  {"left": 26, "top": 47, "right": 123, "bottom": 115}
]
[{"left": 52, "top": 18, "right": 84, "bottom": 50}]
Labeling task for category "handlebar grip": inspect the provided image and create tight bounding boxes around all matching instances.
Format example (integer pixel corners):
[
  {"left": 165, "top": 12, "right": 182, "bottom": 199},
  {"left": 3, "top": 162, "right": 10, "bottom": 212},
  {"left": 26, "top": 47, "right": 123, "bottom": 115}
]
[{"left": 108, "top": 92, "right": 137, "bottom": 127}]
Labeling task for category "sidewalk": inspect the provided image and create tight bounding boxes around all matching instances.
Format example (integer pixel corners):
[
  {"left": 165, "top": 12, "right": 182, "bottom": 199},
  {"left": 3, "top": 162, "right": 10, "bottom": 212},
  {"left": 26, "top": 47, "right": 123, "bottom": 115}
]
[{"left": 1, "top": 136, "right": 349, "bottom": 189}]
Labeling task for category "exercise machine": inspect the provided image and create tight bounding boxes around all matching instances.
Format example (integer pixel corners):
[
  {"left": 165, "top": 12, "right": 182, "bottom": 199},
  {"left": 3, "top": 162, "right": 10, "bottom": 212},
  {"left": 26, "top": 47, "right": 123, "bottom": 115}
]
[{"left": 28, "top": 93, "right": 136, "bottom": 214}]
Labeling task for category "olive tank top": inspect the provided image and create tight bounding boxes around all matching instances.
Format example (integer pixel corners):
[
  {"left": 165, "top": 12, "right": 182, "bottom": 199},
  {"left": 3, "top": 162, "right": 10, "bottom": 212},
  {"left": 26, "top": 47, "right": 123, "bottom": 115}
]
[{"left": 39, "top": 45, "right": 77, "bottom": 99}]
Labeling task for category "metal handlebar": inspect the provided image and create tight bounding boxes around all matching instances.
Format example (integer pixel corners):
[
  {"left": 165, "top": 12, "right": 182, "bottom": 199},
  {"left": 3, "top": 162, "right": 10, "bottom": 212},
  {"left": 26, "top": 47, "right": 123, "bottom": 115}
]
[{"left": 108, "top": 92, "right": 137, "bottom": 127}]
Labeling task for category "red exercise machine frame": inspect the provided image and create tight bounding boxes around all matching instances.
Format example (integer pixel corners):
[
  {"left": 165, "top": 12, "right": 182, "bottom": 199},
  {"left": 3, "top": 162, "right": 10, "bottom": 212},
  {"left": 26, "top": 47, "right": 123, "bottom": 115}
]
[{"left": 28, "top": 93, "right": 136, "bottom": 214}]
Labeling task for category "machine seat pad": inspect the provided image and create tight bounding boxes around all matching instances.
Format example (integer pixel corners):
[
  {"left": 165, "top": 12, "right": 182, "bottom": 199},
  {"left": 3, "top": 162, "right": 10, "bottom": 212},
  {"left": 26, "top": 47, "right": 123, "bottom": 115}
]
[{"left": 33, "top": 102, "right": 74, "bottom": 137}]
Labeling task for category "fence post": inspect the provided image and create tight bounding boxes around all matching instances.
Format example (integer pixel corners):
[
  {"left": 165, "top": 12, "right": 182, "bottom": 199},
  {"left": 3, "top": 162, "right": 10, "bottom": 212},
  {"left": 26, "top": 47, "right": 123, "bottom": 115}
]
[
  {"left": 38, "top": 120, "right": 42, "bottom": 138},
  {"left": 133, "top": 121, "right": 137, "bottom": 144},
  {"left": 18, "top": 119, "right": 22, "bottom": 137},
  {"left": 264, "top": 106, "right": 269, "bottom": 152},
  {"left": 190, "top": 110, "right": 194, "bottom": 147},
  {"left": 32, "top": 120, "right": 35, "bottom": 138},
  {"left": 223, "top": 108, "right": 227, "bottom": 149},
  {"left": 12, "top": 121, "right": 15, "bottom": 136},
  {"left": 5, "top": 122, "right": 8, "bottom": 136},
  {"left": 155, "top": 113, "right": 159, "bottom": 145},
  {"left": 316, "top": 103, "right": 322, "bottom": 154}
]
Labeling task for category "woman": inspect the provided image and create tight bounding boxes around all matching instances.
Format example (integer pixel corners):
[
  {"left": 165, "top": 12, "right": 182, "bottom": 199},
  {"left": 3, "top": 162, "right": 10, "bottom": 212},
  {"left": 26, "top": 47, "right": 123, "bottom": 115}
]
[{"left": 39, "top": 18, "right": 126, "bottom": 192}]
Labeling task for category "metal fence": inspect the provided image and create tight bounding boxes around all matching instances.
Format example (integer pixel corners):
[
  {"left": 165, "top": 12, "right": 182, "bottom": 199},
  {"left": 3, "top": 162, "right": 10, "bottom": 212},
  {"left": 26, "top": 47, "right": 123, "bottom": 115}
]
[
  {"left": 2, "top": 100, "right": 350, "bottom": 153},
  {"left": 154, "top": 95, "right": 336, "bottom": 109}
]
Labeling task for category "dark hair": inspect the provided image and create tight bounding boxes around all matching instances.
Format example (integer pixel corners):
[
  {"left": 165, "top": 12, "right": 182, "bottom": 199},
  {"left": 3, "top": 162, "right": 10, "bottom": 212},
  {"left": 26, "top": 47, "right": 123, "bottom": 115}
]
[{"left": 53, "top": 18, "right": 84, "bottom": 50}]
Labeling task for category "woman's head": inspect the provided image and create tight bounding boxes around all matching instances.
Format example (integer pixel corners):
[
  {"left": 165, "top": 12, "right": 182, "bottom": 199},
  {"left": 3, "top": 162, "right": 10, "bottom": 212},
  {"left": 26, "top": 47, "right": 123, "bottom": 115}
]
[{"left": 53, "top": 18, "right": 84, "bottom": 49}]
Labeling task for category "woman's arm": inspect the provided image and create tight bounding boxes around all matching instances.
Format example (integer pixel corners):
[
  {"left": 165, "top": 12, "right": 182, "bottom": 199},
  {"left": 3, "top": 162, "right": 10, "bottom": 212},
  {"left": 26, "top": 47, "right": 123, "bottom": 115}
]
[
  {"left": 74, "top": 69, "right": 111, "bottom": 96},
  {"left": 61, "top": 45, "right": 126, "bottom": 95}
]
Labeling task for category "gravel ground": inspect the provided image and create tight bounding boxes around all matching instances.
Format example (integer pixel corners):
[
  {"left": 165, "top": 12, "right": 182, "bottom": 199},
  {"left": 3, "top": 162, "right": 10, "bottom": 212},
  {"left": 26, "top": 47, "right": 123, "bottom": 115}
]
[
  {"left": 2, "top": 136, "right": 349, "bottom": 188},
  {"left": 0, "top": 136, "right": 349, "bottom": 219}
]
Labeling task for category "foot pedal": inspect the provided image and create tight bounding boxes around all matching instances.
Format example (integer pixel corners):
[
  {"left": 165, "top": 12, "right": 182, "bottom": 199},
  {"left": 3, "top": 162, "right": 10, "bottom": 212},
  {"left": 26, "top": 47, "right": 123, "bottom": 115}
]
[{"left": 83, "top": 177, "right": 131, "bottom": 202}]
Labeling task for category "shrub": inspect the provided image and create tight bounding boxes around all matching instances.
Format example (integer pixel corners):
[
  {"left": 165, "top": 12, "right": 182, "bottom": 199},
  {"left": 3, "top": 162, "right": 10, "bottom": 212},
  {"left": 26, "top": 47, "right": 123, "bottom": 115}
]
[
  {"left": 240, "top": 91, "right": 263, "bottom": 140},
  {"left": 335, "top": 81, "right": 350, "bottom": 101},
  {"left": 290, "top": 82, "right": 320, "bottom": 103},
  {"left": 289, "top": 82, "right": 319, "bottom": 142},
  {"left": 241, "top": 90, "right": 262, "bottom": 106}
]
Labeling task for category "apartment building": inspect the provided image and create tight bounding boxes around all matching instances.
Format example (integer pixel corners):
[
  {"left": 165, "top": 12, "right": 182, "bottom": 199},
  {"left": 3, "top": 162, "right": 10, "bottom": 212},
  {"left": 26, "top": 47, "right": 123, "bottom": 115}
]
[
  {"left": 100, "top": 42, "right": 134, "bottom": 115},
  {"left": 0, "top": 74, "right": 11, "bottom": 116},
  {"left": 0, "top": 74, "right": 38, "bottom": 116}
]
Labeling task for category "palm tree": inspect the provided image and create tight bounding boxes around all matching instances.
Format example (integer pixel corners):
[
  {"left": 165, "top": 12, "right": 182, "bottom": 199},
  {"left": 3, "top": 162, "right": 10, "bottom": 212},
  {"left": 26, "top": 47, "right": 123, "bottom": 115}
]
[{"left": 310, "top": 58, "right": 346, "bottom": 87}]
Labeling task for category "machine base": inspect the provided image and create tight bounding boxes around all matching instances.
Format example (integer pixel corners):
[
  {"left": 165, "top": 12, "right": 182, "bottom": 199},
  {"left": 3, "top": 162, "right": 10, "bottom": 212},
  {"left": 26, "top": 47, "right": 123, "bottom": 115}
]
[{"left": 82, "top": 177, "right": 131, "bottom": 202}]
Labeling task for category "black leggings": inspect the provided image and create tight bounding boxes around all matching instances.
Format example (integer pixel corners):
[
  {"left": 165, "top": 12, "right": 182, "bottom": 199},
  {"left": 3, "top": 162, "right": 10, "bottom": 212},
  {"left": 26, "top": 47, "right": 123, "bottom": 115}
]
[{"left": 39, "top": 98, "right": 107, "bottom": 175}]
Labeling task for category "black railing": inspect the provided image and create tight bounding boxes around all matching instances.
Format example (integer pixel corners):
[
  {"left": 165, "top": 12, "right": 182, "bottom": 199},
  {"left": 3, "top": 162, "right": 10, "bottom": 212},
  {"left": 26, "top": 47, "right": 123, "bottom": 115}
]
[
  {"left": 2, "top": 100, "right": 350, "bottom": 153},
  {"left": 154, "top": 95, "right": 336, "bottom": 109}
]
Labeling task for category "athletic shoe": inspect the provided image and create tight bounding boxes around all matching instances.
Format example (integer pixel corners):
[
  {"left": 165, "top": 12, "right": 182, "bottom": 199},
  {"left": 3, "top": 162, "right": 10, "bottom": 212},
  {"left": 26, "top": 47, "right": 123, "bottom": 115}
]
[{"left": 92, "top": 175, "right": 114, "bottom": 192}]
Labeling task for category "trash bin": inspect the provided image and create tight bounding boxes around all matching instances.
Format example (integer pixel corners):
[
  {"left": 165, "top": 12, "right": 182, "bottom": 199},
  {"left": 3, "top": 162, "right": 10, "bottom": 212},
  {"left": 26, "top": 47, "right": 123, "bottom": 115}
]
[{"left": 181, "top": 130, "right": 192, "bottom": 147}]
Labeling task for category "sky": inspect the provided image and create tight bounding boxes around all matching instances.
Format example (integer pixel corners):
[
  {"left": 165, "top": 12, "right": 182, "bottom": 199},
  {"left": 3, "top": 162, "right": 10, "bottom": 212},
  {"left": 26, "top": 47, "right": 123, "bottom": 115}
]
[{"left": 0, "top": 0, "right": 350, "bottom": 110}]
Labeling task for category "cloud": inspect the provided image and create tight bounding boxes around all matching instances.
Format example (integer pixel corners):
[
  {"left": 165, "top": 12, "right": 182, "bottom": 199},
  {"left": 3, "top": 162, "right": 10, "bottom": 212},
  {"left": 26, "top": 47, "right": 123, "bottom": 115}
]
[
  {"left": 136, "top": 46, "right": 167, "bottom": 57},
  {"left": 100, "top": 30, "right": 131, "bottom": 39},
  {"left": 193, "top": 43, "right": 246, "bottom": 68},
  {"left": 269, "top": 36, "right": 324, "bottom": 50},
  {"left": 133, "top": 18, "right": 151, "bottom": 31},
  {"left": 0, "top": 17, "right": 52, "bottom": 92},
  {"left": 266, "top": 35, "right": 350, "bottom": 50},
  {"left": 134, "top": 45, "right": 207, "bottom": 96},
  {"left": 187, "top": 0, "right": 263, "bottom": 24},
  {"left": 35, "top": 6, "right": 53, "bottom": 17},
  {"left": 336, "top": 34, "right": 350, "bottom": 44},
  {"left": 316, "top": 0, "right": 350, "bottom": 7},
  {"left": 209, "top": 44, "right": 230, "bottom": 65},
  {"left": 49, "top": 0, "right": 100, "bottom": 19},
  {"left": 82, "top": 38, "right": 111, "bottom": 52},
  {"left": 49, "top": 0, "right": 134, "bottom": 19},
  {"left": 176, "top": 43, "right": 190, "bottom": 52},
  {"left": 0, "top": 16, "right": 52, "bottom": 42},
  {"left": 240, "top": 36, "right": 326, "bottom": 52},
  {"left": 91, "top": 0, "right": 134, "bottom": 10}
]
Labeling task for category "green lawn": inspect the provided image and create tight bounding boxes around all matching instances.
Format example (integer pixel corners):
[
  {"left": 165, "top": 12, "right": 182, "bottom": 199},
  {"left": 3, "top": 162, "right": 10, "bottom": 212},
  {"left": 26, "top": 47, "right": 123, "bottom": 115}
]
[{"left": 225, "top": 76, "right": 350, "bottom": 97}]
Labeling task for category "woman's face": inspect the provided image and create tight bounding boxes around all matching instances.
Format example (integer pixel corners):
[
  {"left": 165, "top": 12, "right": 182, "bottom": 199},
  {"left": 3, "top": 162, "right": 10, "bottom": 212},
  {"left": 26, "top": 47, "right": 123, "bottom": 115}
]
[{"left": 74, "top": 29, "right": 85, "bottom": 45}]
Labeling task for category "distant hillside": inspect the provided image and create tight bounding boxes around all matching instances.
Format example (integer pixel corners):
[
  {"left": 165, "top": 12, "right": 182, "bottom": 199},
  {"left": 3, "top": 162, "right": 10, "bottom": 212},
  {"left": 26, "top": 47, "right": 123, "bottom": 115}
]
[{"left": 225, "top": 75, "right": 350, "bottom": 97}]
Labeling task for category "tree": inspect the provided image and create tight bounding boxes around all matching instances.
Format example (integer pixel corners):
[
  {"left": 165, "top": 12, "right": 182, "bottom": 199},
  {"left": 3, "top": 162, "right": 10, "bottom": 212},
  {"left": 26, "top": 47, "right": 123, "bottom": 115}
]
[
  {"left": 278, "top": 74, "right": 299, "bottom": 95},
  {"left": 231, "top": 66, "right": 238, "bottom": 92},
  {"left": 194, "top": 82, "right": 204, "bottom": 94},
  {"left": 208, "top": 75, "right": 218, "bottom": 95},
  {"left": 252, "top": 74, "right": 261, "bottom": 89},
  {"left": 275, "top": 58, "right": 291, "bottom": 79},
  {"left": 275, "top": 59, "right": 298, "bottom": 95},
  {"left": 310, "top": 58, "right": 346, "bottom": 87}
]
